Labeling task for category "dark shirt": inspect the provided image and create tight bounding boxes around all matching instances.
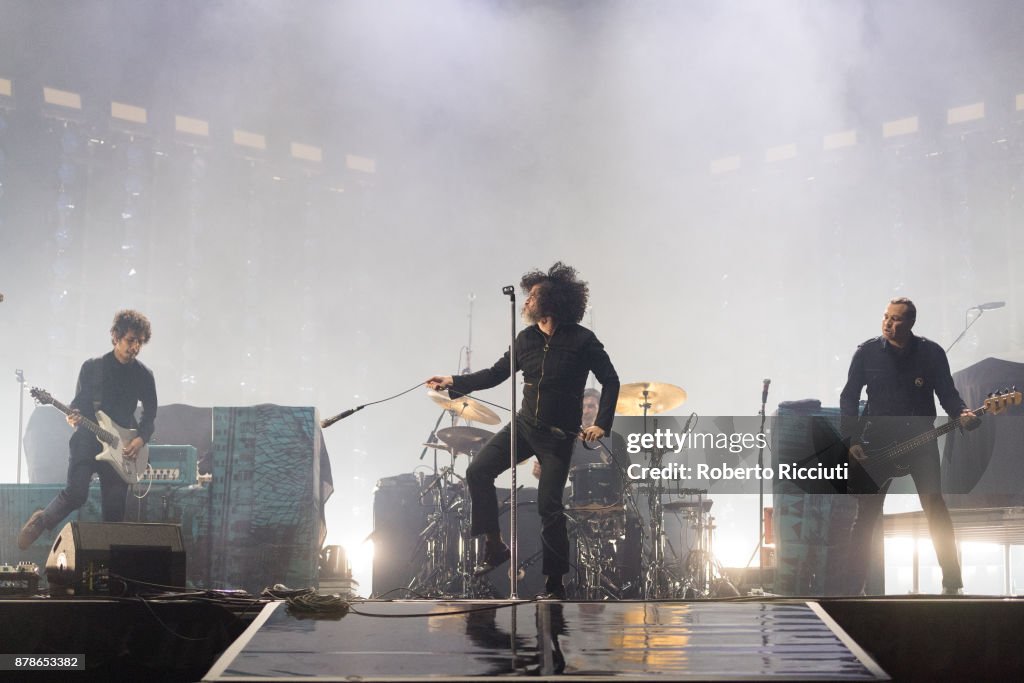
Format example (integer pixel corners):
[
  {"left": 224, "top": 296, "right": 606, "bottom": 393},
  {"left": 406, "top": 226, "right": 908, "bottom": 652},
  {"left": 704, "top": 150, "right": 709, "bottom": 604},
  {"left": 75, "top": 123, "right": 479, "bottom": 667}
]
[
  {"left": 69, "top": 351, "right": 158, "bottom": 444},
  {"left": 840, "top": 334, "right": 965, "bottom": 442},
  {"left": 450, "top": 323, "right": 619, "bottom": 434}
]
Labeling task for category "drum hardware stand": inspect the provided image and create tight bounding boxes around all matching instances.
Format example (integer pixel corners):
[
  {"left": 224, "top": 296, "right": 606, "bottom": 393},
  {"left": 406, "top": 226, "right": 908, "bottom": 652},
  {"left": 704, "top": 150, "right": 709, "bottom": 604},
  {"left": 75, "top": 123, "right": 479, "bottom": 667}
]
[
  {"left": 671, "top": 491, "right": 719, "bottom": 598},
  {"left": 407, "top": 464, "right": 459, "bottom": 597},
  {"left": 569, "top": 512, "right": 623, "bottom": 600},
  {"left": 643, "top": 416, "right": 684, "bottom": 599}
]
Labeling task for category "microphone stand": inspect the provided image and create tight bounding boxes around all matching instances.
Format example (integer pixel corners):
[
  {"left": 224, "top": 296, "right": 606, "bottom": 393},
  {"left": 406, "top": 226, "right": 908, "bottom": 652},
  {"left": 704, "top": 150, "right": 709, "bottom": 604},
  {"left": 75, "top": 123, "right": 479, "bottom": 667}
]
[
  {"left": 16, "top": 369, "right": 26, "bottom": 484},
  {"left": 945, "top": 306, "right": 989, "bottom": 354},
  {"left": 756, "top": 380, "right": 770, "bottom": 592},
  {"left": 502, "top": 285, "right": 519, "bottom": 599}
]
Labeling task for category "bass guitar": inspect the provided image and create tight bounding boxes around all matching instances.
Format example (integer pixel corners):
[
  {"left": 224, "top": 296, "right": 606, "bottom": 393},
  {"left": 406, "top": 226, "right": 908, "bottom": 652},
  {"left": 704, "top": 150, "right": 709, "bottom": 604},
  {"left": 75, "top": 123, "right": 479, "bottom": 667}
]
[
  {"left": 850, "top": 388, "right": 1021, "bottom": 494},
  {"left": 30, "top": 387, "right": 150, "bottom": 485}
]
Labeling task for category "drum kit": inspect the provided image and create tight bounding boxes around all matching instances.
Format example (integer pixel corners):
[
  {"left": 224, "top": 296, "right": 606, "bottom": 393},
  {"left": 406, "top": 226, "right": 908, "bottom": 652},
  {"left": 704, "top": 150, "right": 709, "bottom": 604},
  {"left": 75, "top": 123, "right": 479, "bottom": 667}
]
[{"left": 403, "top": 380, "right": 728, "bottom": 600}]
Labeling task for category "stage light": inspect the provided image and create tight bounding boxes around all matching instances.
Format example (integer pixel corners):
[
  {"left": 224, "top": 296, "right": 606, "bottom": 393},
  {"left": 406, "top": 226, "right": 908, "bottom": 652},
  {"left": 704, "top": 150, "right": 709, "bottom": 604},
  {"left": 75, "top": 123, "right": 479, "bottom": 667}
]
[
  {"left": 710, "top": 155, "right": 741, "bottom": 175},
  {"left": 175, "top": 115, "right": 209, "bottom": 137},
  {"left": 882, "top": 116, "right": 918, "bottom": 138},
  {"left": 947, "top": 102, "right": 984, "bottom": 125},
  {"left": 111, "top": 101, "right": 147, "bottom": 125},
  {"left": 233, "top": 129, "right": 266, "bottom": 150},
  {"left": 346, "top": 153, "right": 376, "bottom": 173},
  {"left": 42, "top": 87, "right": 81, "bottom": 110},
  {"left": 1016, "top": 93, "right": 1024, "bottom": 112},
  {"left": 291, "top": 142, "right": 322, "bottom": 163},
  {"left": 823, "top": 130, "right": 857, "bottom": 151},
  {"left": 0, "top": 78, "right": 11, "bottom": 97},
  {"left": 765, "top": 144, "right": 796, "bottom": 163}
]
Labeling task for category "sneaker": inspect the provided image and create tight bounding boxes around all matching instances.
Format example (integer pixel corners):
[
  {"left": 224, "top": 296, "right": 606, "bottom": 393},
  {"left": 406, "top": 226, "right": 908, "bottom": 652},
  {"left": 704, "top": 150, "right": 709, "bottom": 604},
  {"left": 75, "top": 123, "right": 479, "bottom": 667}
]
[
  {"left": 941, "top": 586, "right": 964, "bottom": 596},
  {"left": 535, "top": 586, "right": 567, "bottom": 600},
  {"left": 17, "top": 510, "right": 47, "bottom": 550},
  {"left": 473, "top": 542, "right": 511, "bottom": 576}
]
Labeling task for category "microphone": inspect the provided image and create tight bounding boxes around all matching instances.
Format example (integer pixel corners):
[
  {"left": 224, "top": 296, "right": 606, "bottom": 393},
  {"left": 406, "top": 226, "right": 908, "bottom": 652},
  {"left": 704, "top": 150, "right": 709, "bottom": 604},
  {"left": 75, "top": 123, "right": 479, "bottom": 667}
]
[
  {"left": 976, "top": 301, "right": 1006, "bottom": 311},
  {"left": 761, "top": 378, "right": 771, "bottom": 406},
  {"left": 320, "top": 405, "right": 364, "bottom": 429}
]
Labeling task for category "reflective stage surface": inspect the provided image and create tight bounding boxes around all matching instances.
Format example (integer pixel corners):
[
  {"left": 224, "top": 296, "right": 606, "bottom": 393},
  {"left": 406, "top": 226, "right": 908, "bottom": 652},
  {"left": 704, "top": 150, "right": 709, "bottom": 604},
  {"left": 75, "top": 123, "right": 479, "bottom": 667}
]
[{"left": 205, "top": 599, "right": 888, "bottom": 680}]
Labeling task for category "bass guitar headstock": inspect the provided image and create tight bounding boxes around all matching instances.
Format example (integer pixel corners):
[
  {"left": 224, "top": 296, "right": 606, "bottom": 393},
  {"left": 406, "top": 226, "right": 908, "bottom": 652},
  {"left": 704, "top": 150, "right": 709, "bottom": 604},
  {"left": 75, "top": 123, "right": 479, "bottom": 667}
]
[{"left": 983, "top": 387, "right": 1022, "bottom": 416}]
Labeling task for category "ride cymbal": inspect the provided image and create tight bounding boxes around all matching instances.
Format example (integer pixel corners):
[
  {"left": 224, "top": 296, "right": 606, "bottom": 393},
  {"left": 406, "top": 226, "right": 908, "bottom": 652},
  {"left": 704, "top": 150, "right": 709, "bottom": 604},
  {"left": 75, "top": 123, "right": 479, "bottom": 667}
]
[{"left": 615, "top": 381, "right": 687, "bottom": 416}]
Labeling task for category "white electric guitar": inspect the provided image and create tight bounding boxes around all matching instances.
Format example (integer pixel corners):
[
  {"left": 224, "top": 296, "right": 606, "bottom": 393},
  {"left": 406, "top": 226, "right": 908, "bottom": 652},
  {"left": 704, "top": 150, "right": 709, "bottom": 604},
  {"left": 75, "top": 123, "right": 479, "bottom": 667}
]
[{"left": 30, "top": 387, "right": 149, "bottom": 484}]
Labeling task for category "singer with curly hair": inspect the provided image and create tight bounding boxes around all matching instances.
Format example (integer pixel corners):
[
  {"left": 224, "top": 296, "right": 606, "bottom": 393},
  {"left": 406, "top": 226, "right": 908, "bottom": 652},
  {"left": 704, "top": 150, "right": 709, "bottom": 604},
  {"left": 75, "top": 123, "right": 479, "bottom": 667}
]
[{"left": 427, "top": 262, "right": 619, "bottom": 599}]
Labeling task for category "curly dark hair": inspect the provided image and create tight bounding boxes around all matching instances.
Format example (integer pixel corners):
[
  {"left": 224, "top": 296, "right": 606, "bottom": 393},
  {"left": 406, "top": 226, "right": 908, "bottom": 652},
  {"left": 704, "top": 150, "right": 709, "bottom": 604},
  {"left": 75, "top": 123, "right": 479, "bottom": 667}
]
[
  {"left": 520, "top": 261, "right": 589, "bottom": 324},
  {"left": 110, "top": 309, "right": 152, "bottom": 344}
]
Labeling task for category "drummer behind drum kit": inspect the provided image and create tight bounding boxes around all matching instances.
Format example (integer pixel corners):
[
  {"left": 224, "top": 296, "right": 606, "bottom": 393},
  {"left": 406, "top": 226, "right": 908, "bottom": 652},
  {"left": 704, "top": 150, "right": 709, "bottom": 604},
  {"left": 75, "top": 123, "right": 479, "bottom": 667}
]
[{"left": 398, "top": 381, "right": 732, "bottom": 600}]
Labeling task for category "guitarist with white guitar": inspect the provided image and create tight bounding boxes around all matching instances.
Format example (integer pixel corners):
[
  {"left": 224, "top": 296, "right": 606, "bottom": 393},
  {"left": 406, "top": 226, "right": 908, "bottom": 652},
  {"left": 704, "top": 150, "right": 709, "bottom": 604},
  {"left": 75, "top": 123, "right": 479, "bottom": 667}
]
[
  {"left": 17, "top": 310, "right": 157, "bottom": 550},
  {"left": 839, "top": 297, "right": 978, "bottom": 596}
]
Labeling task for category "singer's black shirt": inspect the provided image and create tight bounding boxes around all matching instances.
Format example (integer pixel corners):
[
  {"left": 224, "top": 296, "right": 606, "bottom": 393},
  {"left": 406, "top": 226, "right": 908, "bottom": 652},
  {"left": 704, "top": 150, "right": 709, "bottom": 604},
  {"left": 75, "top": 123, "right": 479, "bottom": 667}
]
[
  {"left": 450, "top": 323, "right": 619, "bottom": 434},
  {"left": 839, "top": 334, "right": 965, "bottom": 441}
]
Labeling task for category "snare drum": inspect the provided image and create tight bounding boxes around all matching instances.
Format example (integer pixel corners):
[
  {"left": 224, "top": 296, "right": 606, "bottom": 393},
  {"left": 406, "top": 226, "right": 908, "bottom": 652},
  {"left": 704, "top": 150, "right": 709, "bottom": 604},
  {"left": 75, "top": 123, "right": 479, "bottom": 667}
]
[{"left": 569, "top": 463, "right": 623, "bottom": 511}]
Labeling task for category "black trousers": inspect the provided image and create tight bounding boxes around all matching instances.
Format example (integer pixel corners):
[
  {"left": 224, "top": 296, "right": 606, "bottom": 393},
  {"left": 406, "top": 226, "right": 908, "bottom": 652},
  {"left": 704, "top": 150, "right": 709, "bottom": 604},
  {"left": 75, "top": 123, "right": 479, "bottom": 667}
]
[
  {"left": 466, "top": 415, "right": 575, "bottom": 577},
  {"left": 41, "top": 435, "right": 128, "bottom": 530},
  {"left": 847, "top": 444, "right": 962, "bottom": 593}
]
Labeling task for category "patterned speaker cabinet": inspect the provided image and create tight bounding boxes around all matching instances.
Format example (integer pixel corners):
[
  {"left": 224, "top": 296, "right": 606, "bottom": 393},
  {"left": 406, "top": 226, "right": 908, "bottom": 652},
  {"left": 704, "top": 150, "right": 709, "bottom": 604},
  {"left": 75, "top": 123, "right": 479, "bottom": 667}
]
[
  {"left": 771, "top": 403, "right": 858, "bottom": 596},
  {"left": 206, "top": 405, "right": 324, "bottom": 593}
]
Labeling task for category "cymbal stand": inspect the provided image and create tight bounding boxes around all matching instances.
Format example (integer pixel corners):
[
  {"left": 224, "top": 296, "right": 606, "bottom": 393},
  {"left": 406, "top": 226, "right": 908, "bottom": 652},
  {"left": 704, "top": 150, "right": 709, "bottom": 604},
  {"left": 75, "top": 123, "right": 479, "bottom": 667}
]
[{"left": 643, "top": 415, "right": 681, "bottom": 599}]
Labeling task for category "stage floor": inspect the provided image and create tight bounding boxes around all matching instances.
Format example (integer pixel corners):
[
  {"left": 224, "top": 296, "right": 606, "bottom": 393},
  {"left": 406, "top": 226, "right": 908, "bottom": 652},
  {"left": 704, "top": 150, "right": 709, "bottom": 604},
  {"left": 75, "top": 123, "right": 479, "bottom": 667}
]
[{"left": 204, "top": 599, "right": 888, "bottom": 681}]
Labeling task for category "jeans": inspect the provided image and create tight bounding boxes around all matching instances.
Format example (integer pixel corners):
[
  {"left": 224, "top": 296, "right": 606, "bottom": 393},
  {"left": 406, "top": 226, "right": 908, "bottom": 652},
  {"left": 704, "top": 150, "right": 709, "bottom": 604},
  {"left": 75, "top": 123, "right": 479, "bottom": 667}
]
[
  {"left": 42, "top": 434, "right": 128, "bottom": 530},
  {"left": 466, "top": 415, "right": 575, "bottom": 577},
  {"left": 846, "top": 443, "right": 962, "bottom": 593}
]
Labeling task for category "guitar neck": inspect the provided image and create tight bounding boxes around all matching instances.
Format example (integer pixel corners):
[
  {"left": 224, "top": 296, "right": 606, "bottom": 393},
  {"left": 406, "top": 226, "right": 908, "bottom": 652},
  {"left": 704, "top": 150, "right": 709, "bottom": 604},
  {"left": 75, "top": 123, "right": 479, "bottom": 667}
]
[
  {"left": 48, "top": 398, "right": 115, "bottom": 445},
  {"left": 886, "top": 407, "right": 987, "bottom": 459}
]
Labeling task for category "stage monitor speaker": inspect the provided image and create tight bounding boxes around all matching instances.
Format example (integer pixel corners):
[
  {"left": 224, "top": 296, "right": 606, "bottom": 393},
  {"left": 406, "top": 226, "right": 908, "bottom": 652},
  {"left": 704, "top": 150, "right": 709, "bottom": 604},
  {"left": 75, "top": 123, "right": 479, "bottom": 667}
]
[{"left": 45, "top": 521, "right": 186, "bottom": 595}]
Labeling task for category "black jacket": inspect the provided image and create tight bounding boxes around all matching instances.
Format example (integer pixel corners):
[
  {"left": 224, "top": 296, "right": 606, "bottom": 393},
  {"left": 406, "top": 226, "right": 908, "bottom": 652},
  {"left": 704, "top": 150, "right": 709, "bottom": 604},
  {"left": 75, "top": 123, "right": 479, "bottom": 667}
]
[
  {"left": 450, "top": 323, "right": 619, "bottom": 434},
  {"left": 69, "top": 351, "right": 158, "bottom": 446},
  {"left": 840, "top": 334, "right": 965, "bottom": 441}
]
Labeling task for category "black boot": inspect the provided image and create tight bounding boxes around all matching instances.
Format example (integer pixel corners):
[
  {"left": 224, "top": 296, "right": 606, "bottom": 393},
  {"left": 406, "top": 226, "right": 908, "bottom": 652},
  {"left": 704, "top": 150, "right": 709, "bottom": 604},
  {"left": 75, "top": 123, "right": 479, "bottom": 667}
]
[{"left": 473, "top": 541, "right": 511, "bottom": 576}]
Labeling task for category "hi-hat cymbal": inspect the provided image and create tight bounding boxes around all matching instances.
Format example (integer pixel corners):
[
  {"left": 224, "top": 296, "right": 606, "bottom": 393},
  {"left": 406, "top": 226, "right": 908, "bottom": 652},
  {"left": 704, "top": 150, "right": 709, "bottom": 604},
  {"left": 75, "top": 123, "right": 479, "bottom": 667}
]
[
  {"left": 427, "top": 390, "right": 501, "bottom": 425},
  {"left": 615, "top": 381, "right": 687, "bottom": 416},
  {"left": 437, "top": 426, "right": 494, "bottom": 457}
]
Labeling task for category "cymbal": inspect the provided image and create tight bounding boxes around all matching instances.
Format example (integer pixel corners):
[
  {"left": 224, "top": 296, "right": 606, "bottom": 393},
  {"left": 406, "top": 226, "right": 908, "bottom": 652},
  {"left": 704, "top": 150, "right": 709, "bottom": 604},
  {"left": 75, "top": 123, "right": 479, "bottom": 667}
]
[
  {"left": 615, "top": 381, "right": 687, "bottom": 416},
  {"left": 427, "top": 390, "right": 501, "bottom": 425},
  {"left": 437, "top": 426, "right": 494, "bottom": 457}
]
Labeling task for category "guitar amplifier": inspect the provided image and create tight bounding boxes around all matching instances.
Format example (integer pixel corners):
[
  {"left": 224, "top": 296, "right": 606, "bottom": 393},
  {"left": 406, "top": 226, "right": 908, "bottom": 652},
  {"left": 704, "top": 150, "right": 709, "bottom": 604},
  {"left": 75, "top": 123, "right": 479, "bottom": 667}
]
[{"left": 142, "top": 445, "right": 198, "bottom": 485}]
